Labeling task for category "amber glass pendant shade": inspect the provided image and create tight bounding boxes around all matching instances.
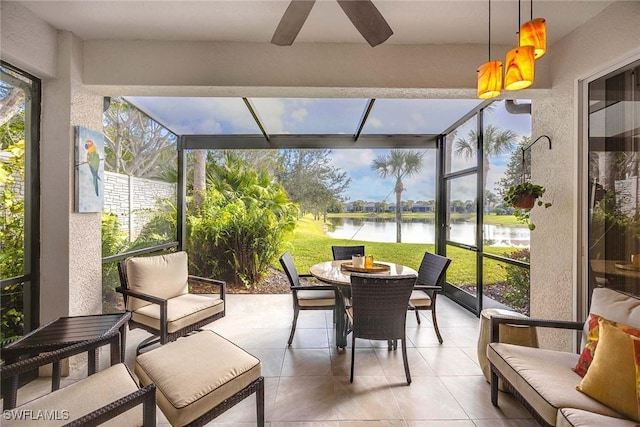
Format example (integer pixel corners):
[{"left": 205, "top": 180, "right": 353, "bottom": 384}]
[
  {"left": 477, "top": 60, "right": 503, "bottom": 99},
  {"left": 520, "top": 18, "right": 546, "bottom": 59},
  {"left": 504, "top": 45, "right": 535, "bottom": 90}
]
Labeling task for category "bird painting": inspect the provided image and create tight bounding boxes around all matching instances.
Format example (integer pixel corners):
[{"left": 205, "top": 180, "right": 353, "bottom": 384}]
[
  {"left": 75, "top": 126, "right": 105, "bottom": 213},
  {"left": 84, "top": 139, "right": 101, "bottom": 196}
]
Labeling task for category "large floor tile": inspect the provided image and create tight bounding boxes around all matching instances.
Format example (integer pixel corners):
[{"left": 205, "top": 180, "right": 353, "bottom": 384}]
[
  {"left": 417, "top": 347, "right": 482, "bottom": 376},
  {"left": 407, "top": 422, "right": 475, "bottom": 427},
  {"left": 375, "top": 347, "right": 436, "bottom": 377},
  {"left": 440, "top": 376, "right": 532, "bottom": 420},
  {"left": 389, "top": 376, "right": 468, "bottom": 420},
  {"left": 281, "top": 348, "right": 333, "bottom": 376},
  {"left": 334, "top": 376, "right": 403, "bottom": 421},
  {"left": 272, "top": 376, "right": 338, "bottom": 421},
  {"left": 330, "top": 347, "right": 385, "bottom": 377}
]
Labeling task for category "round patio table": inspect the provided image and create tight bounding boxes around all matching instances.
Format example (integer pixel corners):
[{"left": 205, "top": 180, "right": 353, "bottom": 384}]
[{"left": 309, "top": 260, "right": 417, "bottom": 348}]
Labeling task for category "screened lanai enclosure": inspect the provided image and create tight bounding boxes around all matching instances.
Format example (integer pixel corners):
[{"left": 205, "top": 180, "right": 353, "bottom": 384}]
[{"left": 96, "top": 96, "right": 533, "bottom": 318}]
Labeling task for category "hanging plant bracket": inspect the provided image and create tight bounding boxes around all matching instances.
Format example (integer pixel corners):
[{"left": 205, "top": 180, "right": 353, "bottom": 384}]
[{"left": 521, "top": 135, "right": 552, "bottom": 183}]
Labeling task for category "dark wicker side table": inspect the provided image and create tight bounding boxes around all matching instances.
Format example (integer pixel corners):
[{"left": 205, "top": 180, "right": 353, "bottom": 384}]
[{"left": 1, "top": 312, "right": 131, "bottom": 401}]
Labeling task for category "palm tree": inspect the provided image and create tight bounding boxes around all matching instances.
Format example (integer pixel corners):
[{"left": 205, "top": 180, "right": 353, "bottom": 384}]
[
  {"left": 371, "top": 149, "right": 424, "bottom": 243},
  {"left": 454, "top": 124, "right": 518, "bottom": 194}
]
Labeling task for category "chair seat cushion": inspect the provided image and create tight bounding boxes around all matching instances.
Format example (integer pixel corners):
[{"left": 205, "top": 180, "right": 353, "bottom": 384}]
[
  {"left": 135, "top": 330, "right": 261, "bottom": 427},
  {"left": 409, "top": 290, "right": 432, "bottom": 307},
  {"left": 488, "top": 343, "right": 623, "bottom": 426},
  {"left": 296, "top": 289, "right": 335, "bottom": 307},
  {"left": 132, "top": 293, "right": 224, "bottom": 334},
  {"left": 557, "top": 408, "right": 636, "bottom": 427},
  {"left": 4, "top": 364, "right": 142, "bottom": 427}
]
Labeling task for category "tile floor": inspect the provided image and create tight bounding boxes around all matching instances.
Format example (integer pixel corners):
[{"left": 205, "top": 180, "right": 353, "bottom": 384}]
[{"left": 12, "top": 294, "right": 536, "bottom": 426}]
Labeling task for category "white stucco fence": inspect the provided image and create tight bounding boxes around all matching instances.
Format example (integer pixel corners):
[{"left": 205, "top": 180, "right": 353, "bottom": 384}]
[{"left": 103, "top": 171, "right": 176, "bottom": 240}]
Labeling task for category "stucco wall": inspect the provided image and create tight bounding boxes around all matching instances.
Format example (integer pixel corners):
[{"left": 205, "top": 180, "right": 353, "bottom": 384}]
[
  {"left": 40, "top": 31, "right": 103, "bottom": 322},
  {"left": 530, "top": 1, "right": 640, "bottom": 350},
  {"left": 0, "top": 1, "right": 57, "bottom": 78}
]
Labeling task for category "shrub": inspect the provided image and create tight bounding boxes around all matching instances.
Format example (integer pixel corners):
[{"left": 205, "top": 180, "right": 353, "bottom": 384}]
[
  {"left": 502, "top": 248, "right": 531, "bottom": 313},
  {"left": 189, "top": 154, "right": 298, "bottom": 285}
]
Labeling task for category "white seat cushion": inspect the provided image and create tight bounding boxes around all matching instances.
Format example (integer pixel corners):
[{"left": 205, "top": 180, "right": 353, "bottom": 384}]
[
  {"left": 4, "top": 364, "right": 142, "bottom": 427},
  {"left": 557, "top": 408, "right": 636, "bottom": 427},
  {"left": 125, "top": 251, "right": 189, "bottom": 311},
  {"left": 488, "top": 343, "right": 623, "bottom": 425},
  {"left": 296, "top": 289, "right": 335, "bottom": 307},
  {"left": 132, "top": 293, "right": 224, "bottom": 333},
  {"left": 409, "top": 290, "right": 432, "bottom": 307},
  {"left": 135, "top": 330, "right": 261, "bottom": 427}
]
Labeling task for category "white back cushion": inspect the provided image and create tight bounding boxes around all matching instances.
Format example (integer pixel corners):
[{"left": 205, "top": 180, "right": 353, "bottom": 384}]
[{"left": 125, "top": 251, "right": 189, "bottom": 312}]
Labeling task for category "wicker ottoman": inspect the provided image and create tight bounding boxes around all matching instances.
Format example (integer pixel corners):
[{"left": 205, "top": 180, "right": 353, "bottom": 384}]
[{"left": 135, "top": 330, "right": 264, "bottom": 427}]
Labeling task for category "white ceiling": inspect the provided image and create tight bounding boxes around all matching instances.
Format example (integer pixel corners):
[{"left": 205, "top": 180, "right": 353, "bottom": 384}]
[{"left": 18, "top": 0, "right": 613, "bottom": 47}]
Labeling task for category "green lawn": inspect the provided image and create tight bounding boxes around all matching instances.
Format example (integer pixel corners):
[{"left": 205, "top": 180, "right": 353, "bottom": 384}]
[{"left": 280, "top": 215, "right": 526, "bottom": 285}]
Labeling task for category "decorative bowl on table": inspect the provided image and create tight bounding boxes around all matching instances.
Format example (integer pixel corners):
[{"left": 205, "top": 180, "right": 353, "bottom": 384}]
[{"left": 340, "top": 262, "right": 391, "bottom": 273}]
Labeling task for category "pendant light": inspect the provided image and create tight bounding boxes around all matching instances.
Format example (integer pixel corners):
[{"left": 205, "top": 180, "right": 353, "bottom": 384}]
[
  {"left": 477, "top": 0, "right": 502, "bottom": 99},
  {"left": 504, "top": 0, "right": 535, "bottom": 91},
  {"left": 519, "top": 0, "right": 546, "bottom": 59}
]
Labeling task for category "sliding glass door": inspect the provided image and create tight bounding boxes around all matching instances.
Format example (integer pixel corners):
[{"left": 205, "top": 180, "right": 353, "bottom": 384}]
[{"left": 586, "top": 59, "right": 640, "bottom": 300}]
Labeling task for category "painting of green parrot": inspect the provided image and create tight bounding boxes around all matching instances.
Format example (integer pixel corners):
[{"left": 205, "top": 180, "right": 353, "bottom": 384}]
[
  {"left": 85, "top": 139, "right": 101, "bottom": 196},
  {"left": 75, "top": 126, "right": 104, "bottom": 212}
]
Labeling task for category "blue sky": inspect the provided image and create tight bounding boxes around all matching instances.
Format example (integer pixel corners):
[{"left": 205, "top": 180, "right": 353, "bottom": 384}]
[{"left": 126, "top": 97, "right": 531, "bottom": 202}]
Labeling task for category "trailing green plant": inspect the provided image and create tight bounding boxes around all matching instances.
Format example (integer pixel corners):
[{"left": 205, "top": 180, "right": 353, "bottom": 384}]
[{"left": 503, "top": 182, "right": 552, "bottom": 230}]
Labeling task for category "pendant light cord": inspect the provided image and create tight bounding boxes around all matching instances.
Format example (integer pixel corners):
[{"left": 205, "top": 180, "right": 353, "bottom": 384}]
[
  {"left": 530, "top": 0, "right": 533, "bottom": 20},
  {"left": 488, "top": 0, "right": 491, "bottom": 61},
  {"left": 517, "top": 0, "right": 521, "bottom": 35}
]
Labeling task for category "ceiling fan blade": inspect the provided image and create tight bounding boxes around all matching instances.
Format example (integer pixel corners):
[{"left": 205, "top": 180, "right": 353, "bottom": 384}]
[
  {"left": 337, "top": 0, "right": 393, "bottom": 47},
  {"left": 271, "top": 0, "right": 316, "bottom": 46}
]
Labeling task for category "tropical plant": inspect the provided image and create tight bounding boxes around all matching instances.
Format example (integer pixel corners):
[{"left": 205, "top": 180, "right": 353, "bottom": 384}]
[
  {"left": 1, "top": 140, "right": 25, "bottom": 344},
  {"left": 189, "top": 152, "right": 298, "bottom": 285},
  {"left": 454, "top": 124, "right": 518, "bottom": 194},
  {"left": 371, "top": 149, "right": 424, "bottom": 243},
  {"left": 503, "top": 182, "right": 552, "bottom": 230}
]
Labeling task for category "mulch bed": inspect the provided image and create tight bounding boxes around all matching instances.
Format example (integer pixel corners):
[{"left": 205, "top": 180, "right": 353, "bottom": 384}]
[{"left": 191, "top": 268, "right": 292, "bottom": 295}]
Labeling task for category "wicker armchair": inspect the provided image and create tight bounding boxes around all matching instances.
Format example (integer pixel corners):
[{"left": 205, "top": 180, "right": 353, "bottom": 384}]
[
  {"left": 1, "top": 333, "right": 156, "bottom": 426},
  {"left": 331, "top": 245, "right": 365, "bottom": 260},
  {"left": 347, "top": 273, "right": 417, "bottom": 385},
  {"left": 280, "top": 252, "right": 338, "bottom": 346},
  {"left": 408, "top": 252, "right": 451, "bottom": 344},
  {"left": 117, "top": 251, "right": 225, "bottom": 354}
]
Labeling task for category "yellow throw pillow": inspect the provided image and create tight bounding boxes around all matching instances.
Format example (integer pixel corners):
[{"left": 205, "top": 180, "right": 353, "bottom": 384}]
[{"left": 576, "top": 318, "right": 640, "bottom": 422}]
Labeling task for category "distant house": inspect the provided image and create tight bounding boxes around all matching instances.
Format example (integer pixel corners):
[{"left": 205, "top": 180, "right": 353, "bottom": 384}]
[
  {"left": 412, "top": 203, "right": 430, "bottom": 213},
  {"left": 364, "top": 202, "right": 376, "bottom": 213},
  {"left": 387, "top": 203, "right": 396, "bottom": 212},
  {"left": 343, "top": 202, "right": 354, "bottom": 212}
]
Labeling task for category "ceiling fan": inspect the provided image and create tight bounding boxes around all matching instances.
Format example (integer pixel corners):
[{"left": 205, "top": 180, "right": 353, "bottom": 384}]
[{"left": 271, "top": 0, "right": 393, "bottom": 47}]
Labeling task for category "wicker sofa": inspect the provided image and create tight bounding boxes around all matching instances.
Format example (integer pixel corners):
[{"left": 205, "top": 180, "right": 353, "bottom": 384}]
[
  {"left": 487, "top": 287, "right": 640, "bottom": 427},
  {"left": 0, "top": 333, "right": 155, "bottom": 426}
]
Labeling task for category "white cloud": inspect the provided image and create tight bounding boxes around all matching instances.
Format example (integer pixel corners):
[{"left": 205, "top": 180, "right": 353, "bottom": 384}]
[
  {"left": 369, "top": 117, "right": 383, "bottom": 129},
  {"left": 290, "top": 108, "right": 308, "bottom": 122},
  {"left": 329, "top": 148, "right": 377, "bottom": 172}
]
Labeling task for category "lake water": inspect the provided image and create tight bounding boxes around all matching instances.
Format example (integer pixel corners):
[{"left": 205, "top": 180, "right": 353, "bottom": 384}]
[{"left": 326, "top": 218, "right": 530, "bottom": 247}]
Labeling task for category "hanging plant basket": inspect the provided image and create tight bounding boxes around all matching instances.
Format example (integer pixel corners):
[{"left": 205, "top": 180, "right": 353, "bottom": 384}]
[{"left": 514, "top": 194, "right": 536, "bottom": 209}]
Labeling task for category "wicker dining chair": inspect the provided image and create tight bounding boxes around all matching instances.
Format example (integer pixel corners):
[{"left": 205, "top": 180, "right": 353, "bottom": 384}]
[
  {"left": 331, "top": 245, "right": 366, "bottom": 260},
  {"left": 279, "top": 252, "right": 339, "bottom": 346},
  {"left": 408, "top": 252, "right": 452, "bottom": 344},
  {"left": 347, "top": 273, "right": 417, "bottom": 385}
]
